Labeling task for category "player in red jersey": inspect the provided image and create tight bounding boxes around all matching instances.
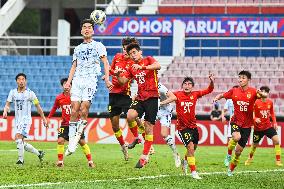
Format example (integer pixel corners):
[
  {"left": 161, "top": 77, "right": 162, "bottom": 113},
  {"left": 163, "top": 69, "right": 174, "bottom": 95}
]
[
  {"left": 160, "top": 74, "right": 214, "bottom": 179},
  {"left": 244, "top": 86, "right": 282, "bottom": 166},
  {"left": 115, "top": 43, "right": 161, "bottom": 168},
  {"left": 213, "top": 71, "right": 267, "bottom": 176},
  {"left": 108, "top": 37, "right": 140, "bottom": 161},
  {"left": 47, "top": 78, "right": 94, "bottom": 168}
]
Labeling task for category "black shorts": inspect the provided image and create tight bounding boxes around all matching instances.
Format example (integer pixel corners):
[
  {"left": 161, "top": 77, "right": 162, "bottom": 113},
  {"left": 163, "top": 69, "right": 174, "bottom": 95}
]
[
  {"left": 58, "top": 126, "right": 85, "bottom": 141},
  {"left": 178, "top": 128, "right": 199, "bottom": 147},
  {"left": 108, "top": 93, "right": 132, "bottom": 117},
  {"left": 231, "top": 122, "right": 251, "bottom": 148},
  {"left": 130, "top": 97, "right": 158, "bottom": 125},
  {"left": 253, "top": 127, "right": 278, "bottom": 143}
]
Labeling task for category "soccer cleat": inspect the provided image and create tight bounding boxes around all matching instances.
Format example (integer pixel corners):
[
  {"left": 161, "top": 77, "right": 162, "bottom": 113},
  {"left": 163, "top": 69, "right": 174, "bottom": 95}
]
[
  {"left": 88, "top": 161, "right": 95, "bottom": 168},
  {"left": 191, "top": 171, "right": 202, "bottom": 180},
  {"left": 65, "top": 148, "right": 73, "bottom": 156},
  {"left": 244, "top": 158, "right": 253, "bottom": 166},
  {"left": 135, "top": 158, "right": 148, "bottom": 168},
  {"left": 121, "top": 144, "right": 129, "bottom": 161},
  {"left": 56, "top": 161, "right": 64, "bottom": 167},
  {"left": 128, "top": 138, "right": 141, "bottom": 149},
  {"left": 276, "top": 161, "right": 283, "bottom": 167},
  {"left": 224, "top": 154, "right": 231, "bottom": 167},
  {"left": 38, "top": 150, "right": 45, "bottom": 162},
  {"left": 181, "top": 159, "right": 188, "bottom": 176},
  {"left": 149, "top": 145, "right": 155, "bottom": 155},
  {"left": 174, "top": 153, "right": 181, "bottom": 168},
  {"left": 16, "top": 160, "right": 24, "bottom": 165},
  {"left": 227, "top": 169, "right": 233, "bottom": 177}
]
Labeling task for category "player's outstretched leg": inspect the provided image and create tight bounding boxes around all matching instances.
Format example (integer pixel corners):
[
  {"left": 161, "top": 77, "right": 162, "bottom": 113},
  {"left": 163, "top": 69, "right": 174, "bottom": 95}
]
[
  {"left": 128, "top": 121, "right": 141, "bottom": 149},
  {"left": 164, "top": 135, "right": 180, "bottom": 167},
  {"left": 224, "top": 139, "right": 237, "bottom": 167},
  {"left": 114, "top": 129, "right": 129, "bottom": 161},
  {"left": 135, "top": 134, "right": 153, "bottom": 168},
  {"left": 245, "top": 144, "right": 256, "bottom": 166}
]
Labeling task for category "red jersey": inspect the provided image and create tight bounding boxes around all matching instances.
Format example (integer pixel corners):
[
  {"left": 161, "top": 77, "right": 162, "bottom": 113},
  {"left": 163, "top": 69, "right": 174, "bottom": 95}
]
[
  {"left": 223, "top": 87, "right": 258, "bottom": 128},
  {"left": 123, "top": 56, "right": 159, "bottom": 101},
  {"left": 254, "top": 99, "right": 277, "bottom": 131},
  {"left": 110, "top": 53, "right": 133, "bottom": 95},
  {"left": 174, "top": 83, "right": 214, "bottom": 130},
  {"left": 48, "top": 93, "right": 71, "bottom": 126}
]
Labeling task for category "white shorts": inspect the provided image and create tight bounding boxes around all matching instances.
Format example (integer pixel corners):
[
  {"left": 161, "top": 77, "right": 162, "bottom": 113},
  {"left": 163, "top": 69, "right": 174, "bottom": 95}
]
[
  {"left": 157, "top": 110, "right": 172, "bottom": 128},
  {"left": 227, "top": 122, "right": 232, "bottom": 138},
  {"left": 15, "top": 123, "right": 31, "bottom": 138},
  {"left": 71, "top": 76, "right": 98, "bottom": 102}
]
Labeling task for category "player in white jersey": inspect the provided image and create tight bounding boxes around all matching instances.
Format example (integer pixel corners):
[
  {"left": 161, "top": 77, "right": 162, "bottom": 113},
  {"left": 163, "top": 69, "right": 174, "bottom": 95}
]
[
  {"left": 221, "top": 85, "right": 237, "bottom": 167},
  {"left": 2, "top": 73, "right": 48, "bottom": 165},
  {"left": 65, "top": 19, "right": 113, "bottom": 156},
  {"left": 158, "top": 83, "right": 181, "bottom": 167},
  {"left": 133, "top": 83, "right": 181, "bottom": 167},
  {"left": 222, "top": 99, "right": 234, "bottom": 138}
]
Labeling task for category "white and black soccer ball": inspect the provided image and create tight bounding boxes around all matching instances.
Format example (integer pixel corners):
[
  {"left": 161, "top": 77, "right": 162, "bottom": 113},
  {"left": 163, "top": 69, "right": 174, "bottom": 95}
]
[{"left": 90, "top": 10, "right": 106, "bottom": 25}]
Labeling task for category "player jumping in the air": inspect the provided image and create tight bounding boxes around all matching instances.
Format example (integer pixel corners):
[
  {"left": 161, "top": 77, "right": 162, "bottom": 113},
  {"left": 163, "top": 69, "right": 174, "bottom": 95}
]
[{"left": 47, "top": 78, "right": 94, "bottom": 168}]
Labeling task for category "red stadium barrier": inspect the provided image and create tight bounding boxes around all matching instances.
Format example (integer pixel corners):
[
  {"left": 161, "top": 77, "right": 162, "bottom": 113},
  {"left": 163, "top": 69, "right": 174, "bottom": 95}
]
[{"left": 0, "top": 117, "right": 283, "bottom": 147}]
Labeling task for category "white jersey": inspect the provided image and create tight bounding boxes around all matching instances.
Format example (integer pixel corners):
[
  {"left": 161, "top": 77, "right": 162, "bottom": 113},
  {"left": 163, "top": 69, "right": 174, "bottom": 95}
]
[
  {"left": 72, "top": 40, "right": 107, "bottom": 78},
  {"left": 158, "top": 83, "right": 174, "bottom": 114},
  {"left": 7, "top": 88, "right": 37, "bottom": 125}
]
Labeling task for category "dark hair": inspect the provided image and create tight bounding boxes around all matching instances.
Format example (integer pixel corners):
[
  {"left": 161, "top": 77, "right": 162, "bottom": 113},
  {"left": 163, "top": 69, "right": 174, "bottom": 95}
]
[
  {"left": 122, "top": 37, "right": 138, "bottom": 47},
  {"left": 126, "top": 43, "right": 141, "bottom": 54},
  {"left": 238, "top": 70, "right": 251, "bottom": 79},
  {"left": 80, "top": 18, "right": 94, "bottom": 28},
  {"left": 260, "top": 86, "right": 270, "bottom": 93},
  {"left": 15, "top": 73, "right": 26, "bottom": 80},
  {"left": 182, "top": 77, "right": 194, "bottom": 87},
  {"left": 60, "top": 78, "right": 68, "bottom": 86}
]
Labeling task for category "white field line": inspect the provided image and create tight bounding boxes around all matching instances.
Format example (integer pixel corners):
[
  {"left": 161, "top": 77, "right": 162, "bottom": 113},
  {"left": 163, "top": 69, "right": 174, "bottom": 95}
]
[
  {"left": 0, "top": 169, "right": 284, "bottom": 188},
  {"left": 0, "top": 149, "right": 56, "bottom": 152}
]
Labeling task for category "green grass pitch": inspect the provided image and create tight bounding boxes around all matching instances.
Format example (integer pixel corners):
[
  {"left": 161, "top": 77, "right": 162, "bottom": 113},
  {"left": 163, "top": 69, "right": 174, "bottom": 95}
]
[{"left": 0, "top": 141, "right": 283, "bottom": 189}]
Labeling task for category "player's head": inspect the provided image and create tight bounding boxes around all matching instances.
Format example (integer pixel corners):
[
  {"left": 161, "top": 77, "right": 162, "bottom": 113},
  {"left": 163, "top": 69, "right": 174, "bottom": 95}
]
[
  {"left": 126, "top": 42, "right": 142, "bottom": 62},
  {"left": 260, "top": 86, "right": 270, "bottom": 99},
  {"left": 60, "top": 78, "right": 70, "bottom": 93},
  {"left": 80, "top": 18, "right": 94, "bottom": 39},
  {"left": 182, "top": 77, "right": 194, "bottom": 93},
  {"left": 15, "top": 73, "right": 27, "bottom": 89},
  {"left": 238, "top": 70, "right": 251, "bottom": 88},
  {"left": 122, "top": 37, "right": 138, "bottom": 55}
]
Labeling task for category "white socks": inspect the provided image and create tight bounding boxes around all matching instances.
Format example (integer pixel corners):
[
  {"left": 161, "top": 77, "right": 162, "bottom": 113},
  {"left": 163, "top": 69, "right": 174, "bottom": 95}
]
[
  {"left": 164, "top": 135, "right": 177, "bottom": 153},
  {"left": 16, "top": 139, "right": 24, "bottom": 162},
  {"left": 24, "top": 142, "right": 40, "bottom": 156}
]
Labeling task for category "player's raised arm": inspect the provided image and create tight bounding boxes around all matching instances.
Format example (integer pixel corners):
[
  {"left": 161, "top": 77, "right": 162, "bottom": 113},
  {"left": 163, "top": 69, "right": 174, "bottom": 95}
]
[
  {"left": 2, "top": 101, "right": 11, "bottom": 119},
  {"left": 199, "top": 73, "right": 215, "bottom": 97},
  {"left": 160, "top": 92, "right": 177, "bottom": 106}
]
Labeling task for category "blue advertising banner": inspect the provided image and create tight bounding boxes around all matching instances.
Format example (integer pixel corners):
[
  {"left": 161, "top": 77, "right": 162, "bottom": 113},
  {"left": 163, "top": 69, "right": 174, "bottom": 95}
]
[{"left": 94, "top": 16, "right": 284, "bottom": 37}]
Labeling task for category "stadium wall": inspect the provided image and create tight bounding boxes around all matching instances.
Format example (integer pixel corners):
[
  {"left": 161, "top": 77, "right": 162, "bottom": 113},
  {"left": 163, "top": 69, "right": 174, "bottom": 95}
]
[{"left": 0, "top": 116, "right": 283, "bottom": 147}]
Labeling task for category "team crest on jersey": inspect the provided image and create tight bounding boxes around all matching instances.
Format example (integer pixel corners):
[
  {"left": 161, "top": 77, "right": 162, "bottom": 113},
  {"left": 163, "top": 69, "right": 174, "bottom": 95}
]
[
  {"left": 247, "top": 93, "right": 251, "bottom": 99},
  {"left": 190, "top": 96, "right": 194, "bottom": 100},
  {"left": 268, "top": 105, "right": 271, "bottom": 109}
]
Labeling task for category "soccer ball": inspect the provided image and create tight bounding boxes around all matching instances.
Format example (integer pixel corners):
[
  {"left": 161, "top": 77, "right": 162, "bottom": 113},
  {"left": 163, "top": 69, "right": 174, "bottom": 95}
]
[{"left": 90, "top": 10, "right": 106, "bottom": 25}]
